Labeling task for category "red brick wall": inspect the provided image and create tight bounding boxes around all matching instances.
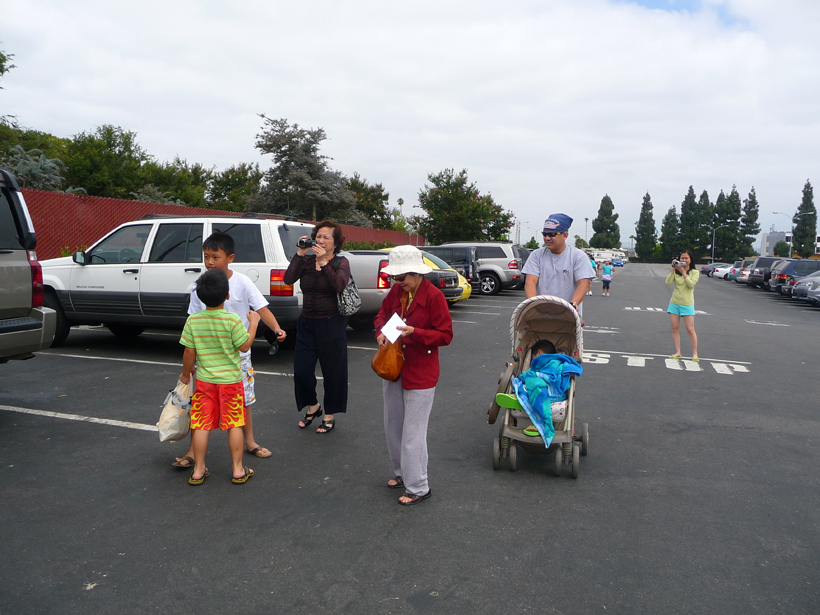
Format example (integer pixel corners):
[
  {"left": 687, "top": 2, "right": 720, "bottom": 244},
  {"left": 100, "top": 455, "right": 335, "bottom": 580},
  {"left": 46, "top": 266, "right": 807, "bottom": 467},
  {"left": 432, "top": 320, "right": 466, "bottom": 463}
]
[{"left": 21, "top": 189, "right": 425, "bottom": 260}]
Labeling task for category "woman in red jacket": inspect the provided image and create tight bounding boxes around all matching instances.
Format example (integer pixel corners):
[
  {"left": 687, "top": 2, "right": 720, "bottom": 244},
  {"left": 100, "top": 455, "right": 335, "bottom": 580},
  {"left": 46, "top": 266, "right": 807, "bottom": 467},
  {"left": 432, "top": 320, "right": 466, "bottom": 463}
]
[{"left": 375, "top": 246, "right": 453, "bottom": 506}]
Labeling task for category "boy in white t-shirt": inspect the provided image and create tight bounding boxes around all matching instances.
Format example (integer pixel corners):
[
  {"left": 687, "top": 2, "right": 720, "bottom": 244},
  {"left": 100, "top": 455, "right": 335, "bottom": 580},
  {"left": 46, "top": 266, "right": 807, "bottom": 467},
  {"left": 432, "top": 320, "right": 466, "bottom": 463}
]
[{"left": 173, "top": 232, "right": 286, "bottom": 468}]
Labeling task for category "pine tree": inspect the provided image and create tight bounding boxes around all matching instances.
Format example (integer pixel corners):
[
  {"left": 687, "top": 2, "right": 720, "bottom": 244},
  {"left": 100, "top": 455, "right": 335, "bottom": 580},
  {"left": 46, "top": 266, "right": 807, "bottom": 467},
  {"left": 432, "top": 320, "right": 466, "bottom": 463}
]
[
  {"left": 713, "top": 187, "right": 743, "bottom": 260},
  {"left": 696, "top": 190, "right": 713, "bottom": 251},
  {"left": 679, "top": 186, "right": 700, "bottom": 254},
  {"left": 660, "top": 205, "right": 682, "bottom": 261},
  {"left": 739, "top": 187, "right": 761, "bottom": 257},
  {"left": 634, "top": 192, "right": 657, "bottom": 261},
  {"left": 590, "top": 194, "right": 621, "bottom": 249},
  {"left": 792, "top": 180, "right": 818, "bottom": 258}
]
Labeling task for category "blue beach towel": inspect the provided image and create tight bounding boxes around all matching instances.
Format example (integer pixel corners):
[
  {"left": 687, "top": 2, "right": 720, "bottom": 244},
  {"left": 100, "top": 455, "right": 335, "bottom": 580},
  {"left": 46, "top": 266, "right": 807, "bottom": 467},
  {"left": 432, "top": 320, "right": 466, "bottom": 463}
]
[{"left": 512, "top": 354, "right": 583, "bottom": 446}]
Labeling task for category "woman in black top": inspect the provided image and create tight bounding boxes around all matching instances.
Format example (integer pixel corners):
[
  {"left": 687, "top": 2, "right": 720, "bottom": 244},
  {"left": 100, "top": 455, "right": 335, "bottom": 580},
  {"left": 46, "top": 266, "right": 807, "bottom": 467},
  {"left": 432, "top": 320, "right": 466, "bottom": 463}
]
[{"left": 283, "top": 220, "right": 351, "bottom": 433}]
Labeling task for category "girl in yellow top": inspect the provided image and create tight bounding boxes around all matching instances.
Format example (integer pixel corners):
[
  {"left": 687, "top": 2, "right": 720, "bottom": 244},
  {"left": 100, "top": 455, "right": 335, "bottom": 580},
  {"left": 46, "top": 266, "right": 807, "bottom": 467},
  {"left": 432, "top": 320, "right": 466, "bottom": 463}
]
[{"left": 665, "top": 250, "right": 700, "bottom": 361}]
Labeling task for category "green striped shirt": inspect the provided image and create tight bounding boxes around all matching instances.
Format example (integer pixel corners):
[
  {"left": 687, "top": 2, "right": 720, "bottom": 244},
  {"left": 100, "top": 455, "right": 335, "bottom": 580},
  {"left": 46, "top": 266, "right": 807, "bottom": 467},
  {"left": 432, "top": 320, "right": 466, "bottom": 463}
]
[{"left": 180, "top": 309, "right": 249, "bottom": 384}]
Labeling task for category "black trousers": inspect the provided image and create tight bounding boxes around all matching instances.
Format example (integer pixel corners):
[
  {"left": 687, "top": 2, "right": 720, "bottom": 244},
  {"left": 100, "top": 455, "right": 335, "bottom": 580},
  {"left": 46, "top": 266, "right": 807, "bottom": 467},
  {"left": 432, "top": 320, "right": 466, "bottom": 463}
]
[{"left": 293, "top": 314, "right": 348, "bottom": 415}]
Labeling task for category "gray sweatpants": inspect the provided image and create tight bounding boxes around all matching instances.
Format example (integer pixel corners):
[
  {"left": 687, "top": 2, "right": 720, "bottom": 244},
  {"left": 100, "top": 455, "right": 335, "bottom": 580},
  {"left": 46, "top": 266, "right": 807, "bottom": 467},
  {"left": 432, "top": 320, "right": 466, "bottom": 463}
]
[{"left": 383, "top": 378, "right": 436, "bottom": 496}]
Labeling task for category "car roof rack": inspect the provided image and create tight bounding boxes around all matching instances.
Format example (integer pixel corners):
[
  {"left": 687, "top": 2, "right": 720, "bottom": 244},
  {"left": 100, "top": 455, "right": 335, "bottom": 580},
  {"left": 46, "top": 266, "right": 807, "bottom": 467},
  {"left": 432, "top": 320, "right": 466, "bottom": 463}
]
[{"left": 140, "top": 212, "right": 301, "bottom": 222}]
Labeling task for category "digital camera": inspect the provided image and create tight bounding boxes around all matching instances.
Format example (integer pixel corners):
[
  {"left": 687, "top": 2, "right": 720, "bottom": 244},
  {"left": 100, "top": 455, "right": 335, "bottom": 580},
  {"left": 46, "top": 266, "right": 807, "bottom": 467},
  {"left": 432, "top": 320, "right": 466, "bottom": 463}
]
[
  {"left": 673, "top": 260, "right": 685, "bottom": 267},
  {"left": 298, "top": 237, "right": 317, "bottom": 249}
]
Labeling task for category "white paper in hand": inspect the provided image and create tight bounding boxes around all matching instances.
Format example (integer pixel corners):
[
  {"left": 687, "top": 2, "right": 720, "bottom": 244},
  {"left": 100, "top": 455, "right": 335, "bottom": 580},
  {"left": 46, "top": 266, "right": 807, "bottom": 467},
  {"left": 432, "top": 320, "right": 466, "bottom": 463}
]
[{"left": 380, "top": 312, "right": 405, "bottom": 344}]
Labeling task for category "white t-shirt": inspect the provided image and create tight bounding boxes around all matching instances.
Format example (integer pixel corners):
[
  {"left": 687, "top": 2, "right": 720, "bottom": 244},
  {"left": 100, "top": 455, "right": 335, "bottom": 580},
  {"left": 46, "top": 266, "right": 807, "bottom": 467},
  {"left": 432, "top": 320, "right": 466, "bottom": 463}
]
[
  {"left": 189, "top": 270, "right": 268, "bottom": 357},
  {"left": 522, "top": 245, "right": 596, "bottom": 308}
]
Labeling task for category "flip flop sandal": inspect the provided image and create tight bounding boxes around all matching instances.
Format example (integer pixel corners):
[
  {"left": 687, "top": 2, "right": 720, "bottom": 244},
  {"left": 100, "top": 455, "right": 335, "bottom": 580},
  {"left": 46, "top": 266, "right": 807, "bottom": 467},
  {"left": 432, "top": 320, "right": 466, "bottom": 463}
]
[
  {"left": 523, "top": 426, "right": 540, "bottom": 437},
  {"left": 232, "top": 467, "right": 254, "bottom": 484},
  {"left": 247, "top": 446, "right": 272, "bottom": 458},
  {"left": 316, "top": 419, "right": 335, "bottom": 434},
  {"left": 299, "top": 405, "right": 323, "bottom": 429},
  {"left": 188, "top": 469, "right": 209, "bottom": 486},
  {"left": 399, "top": 490, "right": 432, "bottom": 506},
  {"left": 669, "top": 354, "right": 682, "bottom": 359},
  {"left": 173, "top": 455, "right": 195, "bottom": 468},
  {"left": 387, "top": 476, "right": 404, "bottom": 489}
]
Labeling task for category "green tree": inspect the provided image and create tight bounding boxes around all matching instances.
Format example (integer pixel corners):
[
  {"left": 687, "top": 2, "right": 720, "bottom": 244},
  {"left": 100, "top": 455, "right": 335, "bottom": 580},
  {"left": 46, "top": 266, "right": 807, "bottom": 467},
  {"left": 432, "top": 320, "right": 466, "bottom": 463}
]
[
  {"left": 634, "top": 192, "right": 657, "bottom": 260},
  {"left": 792, "top": 180, "right": 818, "bottom": 259},
  {"left": 573, "top": 235, "right": 589, "bottom": 249},
  {"left": 249, "top": 115, "right": 356, "bottom": 222},
  {"left": 129, "top": 184, "right": 185, "bottom": 205},
  {"left": 140, "top": 157, "right": 212, "bottom": 207},
  {"left": 208, "top": 162, "right": 263, "bottom": 211},
  {"left": 590, "top": 194, "right": 620, "bottom": 248},
  {"left": 772, "top": 240, "right": 791, "bottom": 257},
  {"left": 695, "top": 190, "right": 713, "bottom": 251},
  {"left": 0, "top": 144, "right": 66, "bottom": 190},
  {"left": 526, "top": 236, "right": 540, "bottom": 249},
  {"left": 660, "top": 205, "right": 682, "bottom": 261},
  {"left": 412, "top": 168, "right": 513, "bottom": 244},
  {"left": 739, "top": 187, "right": 761, "bottom": 257},
  {"left": 713, "top": 187, "right": 743, "bottom": 260},
  {"left": 0, "top": 43, "right": 15, "bottom": 89},
  {"left": 679, "top": 186, "right": 700, "bottom": 253},
  {"left": 346, "top": 172, "right": 391, "bottom": 228}
]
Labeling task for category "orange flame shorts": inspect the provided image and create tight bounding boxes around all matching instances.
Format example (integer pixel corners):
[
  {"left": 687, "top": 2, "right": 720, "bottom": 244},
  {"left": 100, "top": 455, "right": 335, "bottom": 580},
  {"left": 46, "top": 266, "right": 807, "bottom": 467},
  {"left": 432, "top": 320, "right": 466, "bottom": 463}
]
[{"left": 190, "top": 380, "right": 246, "bottom": 431}]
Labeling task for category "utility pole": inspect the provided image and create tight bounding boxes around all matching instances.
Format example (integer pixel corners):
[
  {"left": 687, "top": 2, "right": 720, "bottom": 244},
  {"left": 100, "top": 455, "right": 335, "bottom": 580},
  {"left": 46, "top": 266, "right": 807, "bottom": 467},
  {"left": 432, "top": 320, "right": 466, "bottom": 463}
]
[
  {"left": 585, "top": 218, "right": 589, "bottom": 243},
  {"left": 701, "top": 223, "right": 727, "bottom": 263}
]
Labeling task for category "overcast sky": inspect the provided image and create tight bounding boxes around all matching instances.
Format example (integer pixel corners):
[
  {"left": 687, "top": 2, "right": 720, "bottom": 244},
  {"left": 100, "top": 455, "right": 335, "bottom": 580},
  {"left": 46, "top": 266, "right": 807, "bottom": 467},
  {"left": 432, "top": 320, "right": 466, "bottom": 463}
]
[{"left": 3, "top": 0, "right": 819, "bottom": 247}]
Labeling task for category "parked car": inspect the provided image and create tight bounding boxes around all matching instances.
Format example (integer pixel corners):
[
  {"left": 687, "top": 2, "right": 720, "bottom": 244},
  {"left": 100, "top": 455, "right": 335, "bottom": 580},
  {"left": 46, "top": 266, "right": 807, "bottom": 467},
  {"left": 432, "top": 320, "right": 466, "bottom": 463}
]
[
  {"left": 735, "top": 263, "right": 753, "bottom": 284},
  {"left": 728, "top": 259, "right": 752, "bottom": 282},
  {"left": 765, "top": 259, "right": 794, "bottom": 291},
  {"left": 747, "top": 256, "right": 782, "bottom": 289},
  {"left": 0, "top": 170, "right": 57, "bottom": 362},
  {"left": 437, "top": 242, "right": 525, "bottom": 295},
  {"left": 422, "top": 245, "right": 477, "bottom": 287},
  {"left": 770, "top": 258, "right": 820, "bottom": 296},
  {"left": 791, "top": 270, "right": 820, "bottom": 303},
  {"left": 611, "top": 258, "right": 624, "bottom": 267},
  {"left": 40, "top": 214, "right": 395, "bottom": 345},
  {"left": 713, "top": 263, "right": 735, "bottom": 279},
  {"left": 701, "top": 262, "right": 728, "bottom": 277}
]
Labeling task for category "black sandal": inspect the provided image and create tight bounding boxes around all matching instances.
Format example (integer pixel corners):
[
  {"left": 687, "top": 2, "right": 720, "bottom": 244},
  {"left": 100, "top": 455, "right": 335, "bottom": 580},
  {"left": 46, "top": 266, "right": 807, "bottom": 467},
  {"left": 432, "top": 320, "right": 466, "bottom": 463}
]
[
  {"left": 399, "top": 490, "right": 432, "bottom": 506},
  {"left": 316, "top": 419, "right": 335, "bottom": 434},
  {"left": 299, "top": 405, "right": 322, "bottom": 429},
  {"left": 387, "top": 476, "right": 404, "bottom": 489}
]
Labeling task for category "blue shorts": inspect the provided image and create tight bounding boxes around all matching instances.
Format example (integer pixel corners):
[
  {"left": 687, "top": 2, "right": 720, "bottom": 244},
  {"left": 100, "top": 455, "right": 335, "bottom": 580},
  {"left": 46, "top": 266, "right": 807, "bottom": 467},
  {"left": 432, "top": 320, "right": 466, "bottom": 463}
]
[{"left": 667, "top": 302, "right": 695, "bottom": 316}]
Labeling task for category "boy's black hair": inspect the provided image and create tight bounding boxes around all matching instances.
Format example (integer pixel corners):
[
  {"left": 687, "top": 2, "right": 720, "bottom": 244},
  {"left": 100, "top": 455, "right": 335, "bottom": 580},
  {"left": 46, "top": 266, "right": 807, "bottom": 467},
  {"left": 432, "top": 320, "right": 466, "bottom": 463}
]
[
  {"left": 195, "top": 268, "right": 230, "bottom": 308},
  {"left": 531, "top": 339, "right": 557, "bottom": 355},
  {"left": 203, "top": 232, "right": 235, "bottom": 256}
]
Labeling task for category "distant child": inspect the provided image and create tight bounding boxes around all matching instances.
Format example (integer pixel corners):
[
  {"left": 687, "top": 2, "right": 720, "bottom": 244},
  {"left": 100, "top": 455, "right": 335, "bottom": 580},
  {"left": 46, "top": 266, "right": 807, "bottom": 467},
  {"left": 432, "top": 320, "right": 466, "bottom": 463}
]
[
  {"left": 522, "top": 339, "right": 558, "bottom": 437},
  {"left": 179, "top": 268, "right": 260, "bottom": 485},
  {"left": 174, "top": 232, "right": 286, "bottom": 469}
]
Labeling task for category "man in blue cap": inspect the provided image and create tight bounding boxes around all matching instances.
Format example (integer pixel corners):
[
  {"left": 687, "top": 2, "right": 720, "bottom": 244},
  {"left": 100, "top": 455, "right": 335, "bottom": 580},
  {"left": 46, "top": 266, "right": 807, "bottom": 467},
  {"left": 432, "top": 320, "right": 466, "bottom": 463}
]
[{"left": 522, "top": 214, "right": 596, "bottom": 313}]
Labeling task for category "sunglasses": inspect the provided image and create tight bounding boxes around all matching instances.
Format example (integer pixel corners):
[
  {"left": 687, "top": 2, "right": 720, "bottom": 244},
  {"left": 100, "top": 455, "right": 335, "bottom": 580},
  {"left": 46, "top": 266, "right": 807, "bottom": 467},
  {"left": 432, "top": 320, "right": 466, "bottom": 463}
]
[
  {"left": 390, "top": 274, "right": 410, "bottom": 282},
  {"left": 542, "top": 231, "right": 562, "bottom": 238}
]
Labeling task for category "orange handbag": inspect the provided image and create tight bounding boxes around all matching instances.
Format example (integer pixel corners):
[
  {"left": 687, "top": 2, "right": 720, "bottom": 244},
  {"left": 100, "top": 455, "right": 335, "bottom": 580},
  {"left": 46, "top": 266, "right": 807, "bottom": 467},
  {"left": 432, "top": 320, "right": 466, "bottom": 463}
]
[{"left": 371, "top": 293, "right": 408, "bottom": 380}]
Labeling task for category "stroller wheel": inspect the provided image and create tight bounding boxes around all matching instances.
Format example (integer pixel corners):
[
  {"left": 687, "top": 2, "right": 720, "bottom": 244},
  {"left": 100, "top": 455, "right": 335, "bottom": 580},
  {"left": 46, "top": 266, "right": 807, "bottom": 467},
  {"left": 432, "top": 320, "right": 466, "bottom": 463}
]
[
  {"left": 492, "top": 438, "right": 501, "bottom": 470},
  {"left": 508, "top": 441, "right": 518, "bottom": 472},
  {"left": 581, "top": 423, "right": 589, "bottom": 456},
  {"left": 553, "top": 446, "right": 563, "bottom": 477},
  {"left": 571, "top": 443, "right": 580, "bottom": 479}
]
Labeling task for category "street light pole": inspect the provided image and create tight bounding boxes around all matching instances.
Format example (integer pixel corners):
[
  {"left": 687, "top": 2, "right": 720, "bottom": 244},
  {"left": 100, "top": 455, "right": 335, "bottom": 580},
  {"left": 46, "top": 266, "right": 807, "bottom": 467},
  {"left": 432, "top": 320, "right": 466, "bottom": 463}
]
[
  {"left": 773, "top": 211, "right": 811, "bottom": 257},
  {"left": 585, "top": 218, "right": 589, "bottom": 243},
  {"left": 701, "top": 223, "right": 727, "bottom": 263}
]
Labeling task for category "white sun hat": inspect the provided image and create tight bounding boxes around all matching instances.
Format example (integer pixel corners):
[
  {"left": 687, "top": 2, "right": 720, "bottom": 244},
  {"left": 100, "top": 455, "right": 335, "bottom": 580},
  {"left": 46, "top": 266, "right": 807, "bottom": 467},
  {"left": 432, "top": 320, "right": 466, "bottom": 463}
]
[{"left": 382, "top": 245, "right": 432, "bottom": 276}]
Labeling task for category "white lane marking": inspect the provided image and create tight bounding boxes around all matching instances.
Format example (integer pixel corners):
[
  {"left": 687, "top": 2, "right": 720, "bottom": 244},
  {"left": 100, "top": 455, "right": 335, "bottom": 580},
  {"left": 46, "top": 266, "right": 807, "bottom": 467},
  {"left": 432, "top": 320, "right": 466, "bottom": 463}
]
[
  {"left": 711, "top": 363, "right": 749, "bottom": 374},
  {"left": 0, "top": 404, "right": 157, "bottom": 432},
  {"left": 626, "top": 356, "right": 652, "bottom": 367},
  {"left": 451, "top": 320, "right": 478, "bottom": 324},
  {"left": 37, "top": 352, "right": 298, "bottom": 378},
  {"left": 451, "top": 310, "right": 501, "bottom": 315},
  {"left": 744, "top": 320, "right": 790, "bottom": 327},
  {"left": 665, "top": 358, "right": 682, "bottom": 370},
  {"left": 682, "top": 359, "right": 702, "bottom": 372},
  {"left": 586, "top": 350, "right": 751, "bottom": 364},
  {"left": 348, "top": 345, "right": 378, "bottom": 351},
  {"left": 624, "top": 307, "right": 708, "bottom": 314}
]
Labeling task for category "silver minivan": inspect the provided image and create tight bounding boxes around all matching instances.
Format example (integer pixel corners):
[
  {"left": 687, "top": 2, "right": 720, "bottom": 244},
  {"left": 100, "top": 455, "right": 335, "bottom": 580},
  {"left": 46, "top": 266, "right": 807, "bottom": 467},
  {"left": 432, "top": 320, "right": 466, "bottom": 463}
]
[
  {"left": 0, "top": 170, "right": 56, "bottom": 362},
  {"left": 438, "top": 241, "right": 525, "bottom": 295}
]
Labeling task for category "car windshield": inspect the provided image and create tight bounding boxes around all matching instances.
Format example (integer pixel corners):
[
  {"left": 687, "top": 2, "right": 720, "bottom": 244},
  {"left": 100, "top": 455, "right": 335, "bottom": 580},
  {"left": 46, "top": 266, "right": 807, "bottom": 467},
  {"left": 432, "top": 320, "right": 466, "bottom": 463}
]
[{"left": 421, "top": 251, "right": 452, "bottom": 270}]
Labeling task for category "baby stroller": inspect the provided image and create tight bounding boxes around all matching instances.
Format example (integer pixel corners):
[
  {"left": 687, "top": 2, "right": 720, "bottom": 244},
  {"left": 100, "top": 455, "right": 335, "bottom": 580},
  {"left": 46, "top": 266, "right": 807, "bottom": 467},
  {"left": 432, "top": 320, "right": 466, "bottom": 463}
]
[{"left": 487, "top": 295, "right": 589, "bottom": 477}]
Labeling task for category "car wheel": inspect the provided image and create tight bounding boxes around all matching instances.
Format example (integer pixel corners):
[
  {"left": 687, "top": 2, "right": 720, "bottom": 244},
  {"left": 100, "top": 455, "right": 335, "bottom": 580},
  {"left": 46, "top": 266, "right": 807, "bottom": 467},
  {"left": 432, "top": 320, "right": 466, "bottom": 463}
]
[
  {"left": 479, "top": 273, "right": 501, "bottom": 296},
  {"left": 44, "top": 291, "right": 70, "bottom": 347},
  {"left": 106, "top": 323, "right": 145, "bottom": 338}
]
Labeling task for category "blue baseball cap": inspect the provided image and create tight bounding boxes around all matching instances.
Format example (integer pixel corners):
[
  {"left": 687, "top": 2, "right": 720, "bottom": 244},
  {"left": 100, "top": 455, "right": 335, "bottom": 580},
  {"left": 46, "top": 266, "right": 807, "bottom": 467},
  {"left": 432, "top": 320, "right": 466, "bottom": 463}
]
[{"left": 543, "top": 214, "right": 573, "bottom": 234}]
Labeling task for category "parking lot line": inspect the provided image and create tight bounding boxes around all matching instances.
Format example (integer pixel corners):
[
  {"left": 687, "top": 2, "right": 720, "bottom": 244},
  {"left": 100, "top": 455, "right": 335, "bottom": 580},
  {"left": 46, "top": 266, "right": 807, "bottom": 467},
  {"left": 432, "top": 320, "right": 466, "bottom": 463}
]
[
  {"left": 0, "top": 404, "right": 157, "bottom": 432},
  {"left": 450, "top": 310, "right": 501, "bottom": 315},
  {"left": 37, "top": 352, "right": 298, "bottom": 378}
]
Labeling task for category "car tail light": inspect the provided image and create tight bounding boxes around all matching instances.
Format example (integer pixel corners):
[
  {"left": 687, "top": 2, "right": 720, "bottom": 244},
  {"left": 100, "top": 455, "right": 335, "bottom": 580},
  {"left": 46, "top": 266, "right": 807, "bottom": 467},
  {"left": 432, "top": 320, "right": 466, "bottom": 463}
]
[
  {"left": 28, "top": 250, "right": 44, "bottom": 307},
  {"left": 508, "top": 260, "right": 519, "bottom": 270},
  {"left": 378, "top": 259, "right": 390, "bottom": 289},
  {"left": 787, "top": 278, "right": 797, "bottom": 285},
  {"left": 270, "top": 269, "right": 293, "bottom": 296},
  {"left": 776, "top": 274, "right": 787, "bottom": 281},
  {"left": 439, "top": 278, "right": 447, "bottom": 288}
]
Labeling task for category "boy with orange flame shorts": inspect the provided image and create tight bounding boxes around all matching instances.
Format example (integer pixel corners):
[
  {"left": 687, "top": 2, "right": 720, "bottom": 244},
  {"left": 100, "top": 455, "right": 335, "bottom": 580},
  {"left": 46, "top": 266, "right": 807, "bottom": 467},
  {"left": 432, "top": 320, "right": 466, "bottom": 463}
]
[{"left": 179, "top": 268, "right": 260, "bottom": 486}]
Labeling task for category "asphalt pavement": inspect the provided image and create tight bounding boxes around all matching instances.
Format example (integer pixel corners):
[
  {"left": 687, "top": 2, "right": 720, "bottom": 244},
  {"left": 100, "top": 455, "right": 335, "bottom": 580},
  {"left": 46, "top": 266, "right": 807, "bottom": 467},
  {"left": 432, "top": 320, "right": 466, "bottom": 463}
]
[{"left": 1, "top": 263, "right": 818, "bottom": 614}]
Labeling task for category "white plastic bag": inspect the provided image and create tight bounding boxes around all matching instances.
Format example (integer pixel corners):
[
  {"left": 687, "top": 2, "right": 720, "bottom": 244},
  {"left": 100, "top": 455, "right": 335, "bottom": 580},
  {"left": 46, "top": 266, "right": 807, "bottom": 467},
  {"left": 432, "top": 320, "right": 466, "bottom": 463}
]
[{"left": 157, "top": 379, "right": 193, "bottom": 442}]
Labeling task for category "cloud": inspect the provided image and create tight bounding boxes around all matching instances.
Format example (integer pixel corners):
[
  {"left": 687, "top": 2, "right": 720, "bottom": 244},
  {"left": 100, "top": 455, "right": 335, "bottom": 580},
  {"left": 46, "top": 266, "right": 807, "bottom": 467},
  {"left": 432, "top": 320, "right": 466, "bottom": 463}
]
[{"left": 3, "top": 0, "right": 819, "bottom": 241}]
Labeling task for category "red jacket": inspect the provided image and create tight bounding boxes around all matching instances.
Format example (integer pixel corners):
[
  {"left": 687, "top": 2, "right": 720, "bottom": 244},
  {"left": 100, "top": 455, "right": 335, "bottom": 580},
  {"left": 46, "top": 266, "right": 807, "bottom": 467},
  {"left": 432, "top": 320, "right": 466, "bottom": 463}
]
[{"left": 374, "top": 277, "right": 453, "bottom": 389}]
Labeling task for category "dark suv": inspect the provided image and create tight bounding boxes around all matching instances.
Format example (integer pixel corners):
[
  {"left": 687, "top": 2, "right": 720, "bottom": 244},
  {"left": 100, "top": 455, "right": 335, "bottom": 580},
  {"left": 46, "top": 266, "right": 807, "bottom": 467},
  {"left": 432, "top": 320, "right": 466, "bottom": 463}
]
[
  {"left": 422, "top": 245, "right": 477, "bottom": 287},
  {"left": 747, "top": 256, "right": 782, "bottom": 289},
  {"left": 0, "top": 170, "right": 56, "bottom": 362},
  {"left": 770, "top": 259, "right": 820, "bottom": 295}
]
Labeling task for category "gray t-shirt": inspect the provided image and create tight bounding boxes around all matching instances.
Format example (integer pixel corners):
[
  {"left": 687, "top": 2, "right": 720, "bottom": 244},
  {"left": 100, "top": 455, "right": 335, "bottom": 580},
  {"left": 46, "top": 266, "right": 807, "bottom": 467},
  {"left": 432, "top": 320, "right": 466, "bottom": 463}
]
[{"left": 522, "top": 245, "right": 596, "bottom": 303}]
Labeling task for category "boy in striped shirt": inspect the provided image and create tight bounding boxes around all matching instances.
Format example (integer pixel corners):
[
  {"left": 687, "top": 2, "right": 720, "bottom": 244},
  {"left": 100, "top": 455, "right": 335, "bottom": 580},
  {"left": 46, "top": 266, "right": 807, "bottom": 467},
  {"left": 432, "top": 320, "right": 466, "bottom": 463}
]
[{"left": 179, "top": 268, "right": 260, "bottom": 486}]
